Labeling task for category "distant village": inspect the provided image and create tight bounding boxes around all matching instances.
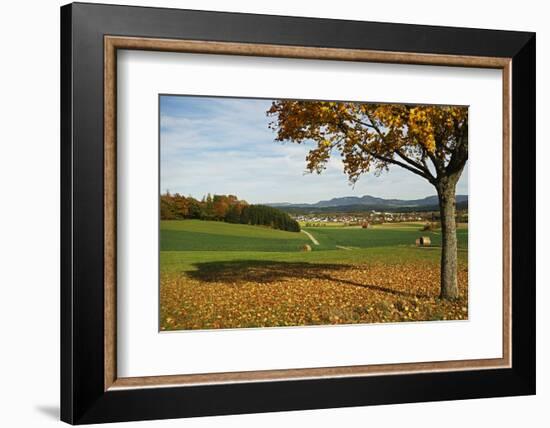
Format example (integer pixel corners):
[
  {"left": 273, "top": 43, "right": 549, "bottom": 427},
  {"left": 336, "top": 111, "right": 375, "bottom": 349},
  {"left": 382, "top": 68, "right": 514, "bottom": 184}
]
[{"left": 292, "top": 210, "right": 468, "bottom": 226}]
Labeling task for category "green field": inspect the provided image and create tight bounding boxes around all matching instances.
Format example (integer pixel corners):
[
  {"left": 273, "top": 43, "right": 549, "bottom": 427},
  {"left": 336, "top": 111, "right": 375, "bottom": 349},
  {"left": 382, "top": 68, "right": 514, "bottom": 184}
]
[
  {"left": 161, "top": 220, "right": 310, "bottom": 252},
  {"left": 302, "top": 224, "right": 467, "bottom": 250},
  {"left": 160, "top": 220, "right": 468, "bottom": 273}
]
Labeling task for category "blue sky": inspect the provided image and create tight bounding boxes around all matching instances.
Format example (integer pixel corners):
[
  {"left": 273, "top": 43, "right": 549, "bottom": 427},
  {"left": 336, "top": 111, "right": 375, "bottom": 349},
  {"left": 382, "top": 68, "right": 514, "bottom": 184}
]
[{"left": 160, "top": 95, "right": 468, "bottom": 204}]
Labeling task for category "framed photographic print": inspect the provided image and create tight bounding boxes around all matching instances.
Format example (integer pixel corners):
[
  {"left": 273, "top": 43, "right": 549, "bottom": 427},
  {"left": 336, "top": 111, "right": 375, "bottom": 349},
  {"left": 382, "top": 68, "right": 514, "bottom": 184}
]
[{"left": 60, "top": 2, "right": 536, "bottom": 424}]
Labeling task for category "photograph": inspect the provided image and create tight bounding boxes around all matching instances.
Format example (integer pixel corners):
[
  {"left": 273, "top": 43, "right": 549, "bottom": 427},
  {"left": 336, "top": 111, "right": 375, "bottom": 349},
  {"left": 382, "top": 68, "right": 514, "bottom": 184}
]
[
  {"left": 159, "top": 95, "right": 469, "bottom": 331},
  {"left": 53, "top": 2, "right": 537, "bottom": 425}
]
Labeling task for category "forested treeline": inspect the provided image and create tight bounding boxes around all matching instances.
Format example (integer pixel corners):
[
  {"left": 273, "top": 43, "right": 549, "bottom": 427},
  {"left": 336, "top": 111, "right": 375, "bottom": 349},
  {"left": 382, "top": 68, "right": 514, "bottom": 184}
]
[{"left": 160, "top": 192, "right": 300, "bottom": 232}]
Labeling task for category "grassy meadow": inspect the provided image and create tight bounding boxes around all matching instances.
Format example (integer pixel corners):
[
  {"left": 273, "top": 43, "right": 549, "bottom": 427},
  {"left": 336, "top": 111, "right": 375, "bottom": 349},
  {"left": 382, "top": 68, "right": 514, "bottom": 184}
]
[{"left": 160, "top": 220, "right": 469, "bottom": 330}]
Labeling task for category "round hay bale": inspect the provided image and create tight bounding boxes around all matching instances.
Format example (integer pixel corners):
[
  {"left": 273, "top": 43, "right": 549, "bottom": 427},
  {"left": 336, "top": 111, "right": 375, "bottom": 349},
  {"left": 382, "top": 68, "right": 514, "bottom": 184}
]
[
  {"left": 301, "top": 244, "right": 312, "bottom": 252},
  {"left": 420, "top": 236, "right": 431, "bottom": 246}
]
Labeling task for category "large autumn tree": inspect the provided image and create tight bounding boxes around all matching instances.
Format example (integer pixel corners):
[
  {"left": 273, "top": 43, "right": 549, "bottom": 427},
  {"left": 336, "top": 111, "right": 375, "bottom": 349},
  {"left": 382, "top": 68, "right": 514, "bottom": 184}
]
[{"left": 267, "top": 101, "right": 468, "bottom": 299}]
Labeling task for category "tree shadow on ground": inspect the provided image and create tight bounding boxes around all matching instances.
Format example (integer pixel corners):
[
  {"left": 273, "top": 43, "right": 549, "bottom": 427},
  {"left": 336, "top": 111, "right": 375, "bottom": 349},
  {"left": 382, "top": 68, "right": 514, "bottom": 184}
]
[{"left": 186, "top": 260, "right": 427, "bottom": 298}]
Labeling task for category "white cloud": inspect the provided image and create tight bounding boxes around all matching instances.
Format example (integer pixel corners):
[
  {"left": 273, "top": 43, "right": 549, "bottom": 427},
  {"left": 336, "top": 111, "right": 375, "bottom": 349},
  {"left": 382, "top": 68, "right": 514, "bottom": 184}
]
[{"left": 160, "top": 96, "right": 468, "bottom": 204}]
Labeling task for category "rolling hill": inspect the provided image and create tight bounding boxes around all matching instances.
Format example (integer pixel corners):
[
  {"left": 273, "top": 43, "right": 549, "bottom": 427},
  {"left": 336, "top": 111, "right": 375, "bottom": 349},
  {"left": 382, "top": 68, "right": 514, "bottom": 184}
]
[{"left": 267, "top": 194, "right": 468, "bottom": 213}]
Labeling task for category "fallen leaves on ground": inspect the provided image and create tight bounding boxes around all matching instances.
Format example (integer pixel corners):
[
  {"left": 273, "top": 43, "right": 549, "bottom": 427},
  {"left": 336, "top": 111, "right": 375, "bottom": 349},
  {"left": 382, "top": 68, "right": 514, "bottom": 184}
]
[{"left": 160, "top": 261, "right": 468, "bottom": 331}]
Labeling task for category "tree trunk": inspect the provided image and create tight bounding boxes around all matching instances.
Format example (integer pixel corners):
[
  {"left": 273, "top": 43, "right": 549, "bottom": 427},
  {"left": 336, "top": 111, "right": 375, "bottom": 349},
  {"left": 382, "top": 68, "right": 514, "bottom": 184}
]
[{"left": 437, "top": 180, "right": 459, "bottom": 299}]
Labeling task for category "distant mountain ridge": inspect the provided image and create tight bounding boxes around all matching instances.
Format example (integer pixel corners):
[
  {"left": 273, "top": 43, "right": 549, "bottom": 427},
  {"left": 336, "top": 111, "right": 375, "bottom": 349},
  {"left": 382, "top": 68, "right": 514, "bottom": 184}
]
[{"left": 267, "top": 194, "right": 468, "bottom": 209}]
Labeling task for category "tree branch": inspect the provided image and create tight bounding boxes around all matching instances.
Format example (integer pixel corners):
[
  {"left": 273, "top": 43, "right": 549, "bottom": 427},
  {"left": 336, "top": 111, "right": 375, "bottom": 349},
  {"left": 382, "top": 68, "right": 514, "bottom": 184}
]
[
  {"left": 364, "top": 149, "right": 433, "bottom": 181},
  {"left": 395, "top": 149, "right": 434, "bottom": 179},
  {"left": 446, "top": 129, "right": 468, "bottom": 176},
  {"left": 427, "top": 150, "right": 444, "bottom": 176},
  {"left": 360, "top": 112, "right": 436, "bottom": 182},
  {"left": 362, "top": 111, "right": 385, "bottom": 137}
]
